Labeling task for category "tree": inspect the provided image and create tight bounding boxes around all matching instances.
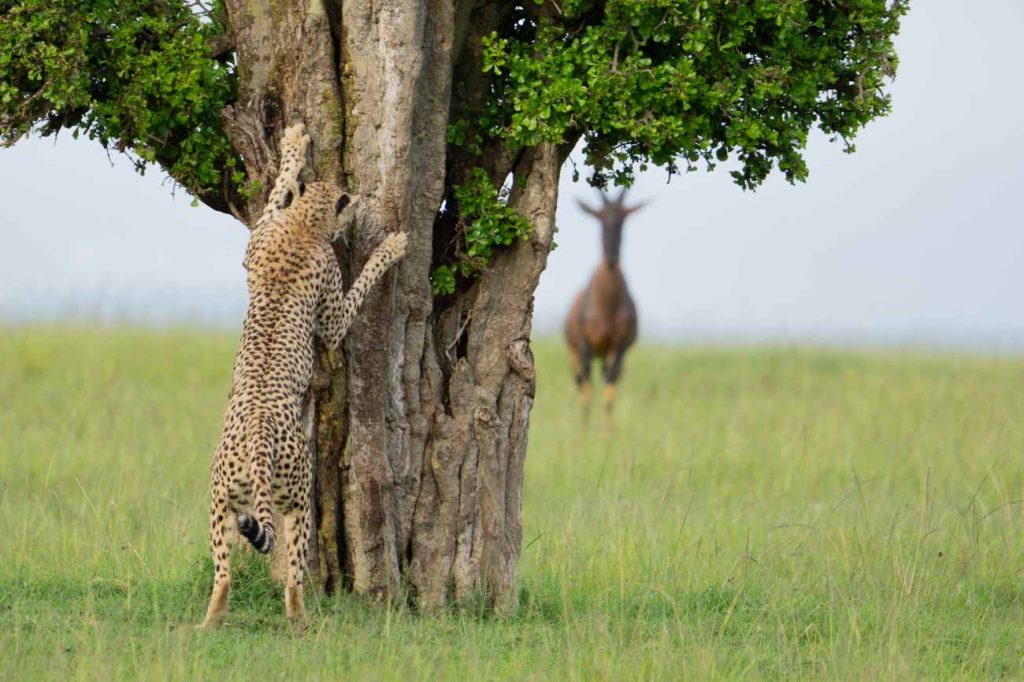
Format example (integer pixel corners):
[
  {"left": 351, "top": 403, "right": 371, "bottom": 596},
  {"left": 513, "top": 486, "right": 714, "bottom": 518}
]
[{"left": 0, "top": 0, "right": 908, "bottom": 611}]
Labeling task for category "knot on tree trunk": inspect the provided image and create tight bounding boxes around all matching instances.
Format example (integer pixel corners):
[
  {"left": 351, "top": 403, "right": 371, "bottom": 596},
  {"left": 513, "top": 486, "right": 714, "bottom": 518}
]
[{"left": 507, "top": 338, "right": 535, "bottom": 382}]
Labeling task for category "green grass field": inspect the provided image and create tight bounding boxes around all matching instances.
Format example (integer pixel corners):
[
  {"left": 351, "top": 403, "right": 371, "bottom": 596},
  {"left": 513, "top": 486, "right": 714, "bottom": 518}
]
[{"left": 1, "top": 327, "right": 1022, "bottom": 679}]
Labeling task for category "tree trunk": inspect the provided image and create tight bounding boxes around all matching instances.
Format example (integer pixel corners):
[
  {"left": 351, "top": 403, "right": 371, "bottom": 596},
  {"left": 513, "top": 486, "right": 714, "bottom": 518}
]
[{"left": 220, "top": 0, "right": 561, "bottom": 611}]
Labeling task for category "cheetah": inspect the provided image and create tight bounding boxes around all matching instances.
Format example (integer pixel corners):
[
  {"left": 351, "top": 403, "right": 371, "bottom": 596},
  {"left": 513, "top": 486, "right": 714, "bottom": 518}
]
[{"left": 200, "top": 121, "right": 408, "bottom": 629}]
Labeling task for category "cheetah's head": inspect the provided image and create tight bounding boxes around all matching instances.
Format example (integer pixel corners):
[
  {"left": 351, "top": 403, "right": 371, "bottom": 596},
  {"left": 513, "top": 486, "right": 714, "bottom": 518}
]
[{"left": 295, "top": 181, "right": 359, "bottom": 242}]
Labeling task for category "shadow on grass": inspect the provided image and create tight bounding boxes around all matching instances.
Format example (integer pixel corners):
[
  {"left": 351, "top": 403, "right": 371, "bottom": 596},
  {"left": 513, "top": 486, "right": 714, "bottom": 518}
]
[
  {"left": 1, "top": 553, "right": 770, "bottom": 634},
  {"left": 0, "top": 552, "right": 308, "bottom": 633}
]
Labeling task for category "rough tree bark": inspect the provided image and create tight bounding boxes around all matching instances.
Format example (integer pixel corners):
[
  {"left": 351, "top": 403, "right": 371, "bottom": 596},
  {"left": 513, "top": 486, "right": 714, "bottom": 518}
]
[{"left": 219, "top": 0, "right": 565, "bottom": 611}]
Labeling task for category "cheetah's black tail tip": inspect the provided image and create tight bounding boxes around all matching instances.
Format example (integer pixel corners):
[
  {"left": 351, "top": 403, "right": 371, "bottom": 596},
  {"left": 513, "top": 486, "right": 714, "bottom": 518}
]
[{"left": 237, "top": 513, "right": 275, "bottom": 554}]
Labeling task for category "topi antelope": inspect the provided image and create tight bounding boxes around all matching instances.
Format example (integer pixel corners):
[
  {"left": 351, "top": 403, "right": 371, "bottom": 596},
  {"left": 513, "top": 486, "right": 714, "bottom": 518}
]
[{"left": 564, "top": 188, "right": 644, "bottom": 419}]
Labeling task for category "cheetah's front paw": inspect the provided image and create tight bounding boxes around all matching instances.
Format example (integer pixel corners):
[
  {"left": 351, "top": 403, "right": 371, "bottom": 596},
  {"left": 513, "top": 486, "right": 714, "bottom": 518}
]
[
  {"left": 382, "top": 232, "right": 409, "bottom": 261},
  {"left": 282, "top": 120, "right": 309, "bottom": 147},
  {"left": 280, "top": 122, "right": 311, "bottom": 169}
]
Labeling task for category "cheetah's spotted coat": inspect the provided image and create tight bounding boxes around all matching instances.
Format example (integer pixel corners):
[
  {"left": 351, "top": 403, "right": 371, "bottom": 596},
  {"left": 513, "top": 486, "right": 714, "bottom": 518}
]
[{"left": 200, "top": 122, "right": 407, "bottom": 629}]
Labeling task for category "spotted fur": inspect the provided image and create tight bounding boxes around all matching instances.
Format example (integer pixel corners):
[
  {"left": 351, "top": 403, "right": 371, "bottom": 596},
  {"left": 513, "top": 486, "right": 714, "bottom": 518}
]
[{"left": 200, "top": 121, "right": 408, "bottom": 629}]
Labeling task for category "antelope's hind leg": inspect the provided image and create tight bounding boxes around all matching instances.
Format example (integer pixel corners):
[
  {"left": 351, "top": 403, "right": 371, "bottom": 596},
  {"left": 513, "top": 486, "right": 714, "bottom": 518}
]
[
  {"left": 602, "top": 349, "right": 628, "bottom": 419},
  {"left": 569, "top": 343, "right": 594, "bottom": 419}
]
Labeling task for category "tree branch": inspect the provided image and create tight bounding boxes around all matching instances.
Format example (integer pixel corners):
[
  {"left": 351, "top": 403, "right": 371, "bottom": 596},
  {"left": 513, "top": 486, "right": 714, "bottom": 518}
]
[{"left": 208, "top": 31, "right": 235, "bottom": 61}]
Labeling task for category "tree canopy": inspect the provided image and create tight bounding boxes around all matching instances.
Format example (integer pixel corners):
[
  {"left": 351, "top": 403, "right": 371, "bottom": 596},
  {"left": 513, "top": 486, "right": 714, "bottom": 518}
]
[
  {"left": 479, "top": 0, "right": 907, "bottom": 189},
  {"left": 1, "top": 0, "right": 907, "bottom": 216},
  {"left": 0, "top": 1, "right": 237, "bottom": 210}
]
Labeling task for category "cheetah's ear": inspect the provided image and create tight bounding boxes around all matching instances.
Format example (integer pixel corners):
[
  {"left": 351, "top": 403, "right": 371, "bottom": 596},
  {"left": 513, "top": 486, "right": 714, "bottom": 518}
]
[
  {"left": 332, "top": 194, "right": 360, "bottom": 244},
  {"left": 334, "top": 193, "right": 351, "bottom": 215}
]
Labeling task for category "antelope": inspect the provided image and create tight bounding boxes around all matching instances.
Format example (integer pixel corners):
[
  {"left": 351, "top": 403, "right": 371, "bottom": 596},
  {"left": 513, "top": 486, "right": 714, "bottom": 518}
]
[{"left": 564, "top": 189, "right": 644, "bottom": 419}]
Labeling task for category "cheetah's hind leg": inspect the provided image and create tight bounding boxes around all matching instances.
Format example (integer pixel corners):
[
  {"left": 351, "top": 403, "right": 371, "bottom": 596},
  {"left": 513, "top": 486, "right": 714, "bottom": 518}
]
[
  {"left": 200, "top": 492, "right": 237, "bottom": 629},
  {"left": 278, "top": 426, "right": 311, "bottom": 630},
  {"left": 283, "top": 506, "right": 311, "bottom": 630}
]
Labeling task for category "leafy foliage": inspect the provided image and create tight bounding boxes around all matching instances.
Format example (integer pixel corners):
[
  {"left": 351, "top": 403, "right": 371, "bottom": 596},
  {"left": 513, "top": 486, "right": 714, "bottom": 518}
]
[
  {"left": 0, "top": 0, "right": 238, "bottom": 203},
  {"left": 436, "top": 0, "right": 908, "bottom": 291},
  {"left": 430, "top": 264, "right": 458, "bottom": 297},
  {"left": 478, "top": 0, "right": 908, "bottom": 189},
  {"left": 432, "top": 168, "right": 533, "bottom": 295},
  {"left": 0, "top": 0, "right": 908, "bottom": 295}
]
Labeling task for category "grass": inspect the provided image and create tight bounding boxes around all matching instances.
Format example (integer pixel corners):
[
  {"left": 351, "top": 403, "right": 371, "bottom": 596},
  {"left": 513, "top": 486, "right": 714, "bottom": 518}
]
[{"left": 1, "top": 326, "right": 1022, "bottom": 680}]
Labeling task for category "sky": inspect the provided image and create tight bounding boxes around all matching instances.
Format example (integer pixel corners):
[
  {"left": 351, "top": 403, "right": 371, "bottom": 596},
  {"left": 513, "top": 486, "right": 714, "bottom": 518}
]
[{"left": 1, "top": 1, "right": 1022, "bottom": 350}]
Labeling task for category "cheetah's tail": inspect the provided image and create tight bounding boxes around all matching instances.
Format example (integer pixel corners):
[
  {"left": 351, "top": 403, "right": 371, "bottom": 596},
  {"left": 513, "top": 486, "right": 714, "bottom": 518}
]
[
  {"left": 237, "top": 512, "right": 274, "bottom": 554},
  {"left": 238, "top": 416, "right": 277, "bottom": 554}
]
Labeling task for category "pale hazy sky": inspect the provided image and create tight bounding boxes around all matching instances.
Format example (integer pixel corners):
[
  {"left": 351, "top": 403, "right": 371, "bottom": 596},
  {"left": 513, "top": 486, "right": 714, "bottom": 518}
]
[{"left": 2, "top": 1, "right": 1022, "bottom": 349}]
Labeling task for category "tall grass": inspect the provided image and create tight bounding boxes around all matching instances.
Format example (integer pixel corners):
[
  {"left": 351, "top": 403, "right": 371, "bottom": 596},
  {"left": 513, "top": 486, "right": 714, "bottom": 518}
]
[{"left": 1, "top": 327, "right": 1022, "bottom": 679}]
